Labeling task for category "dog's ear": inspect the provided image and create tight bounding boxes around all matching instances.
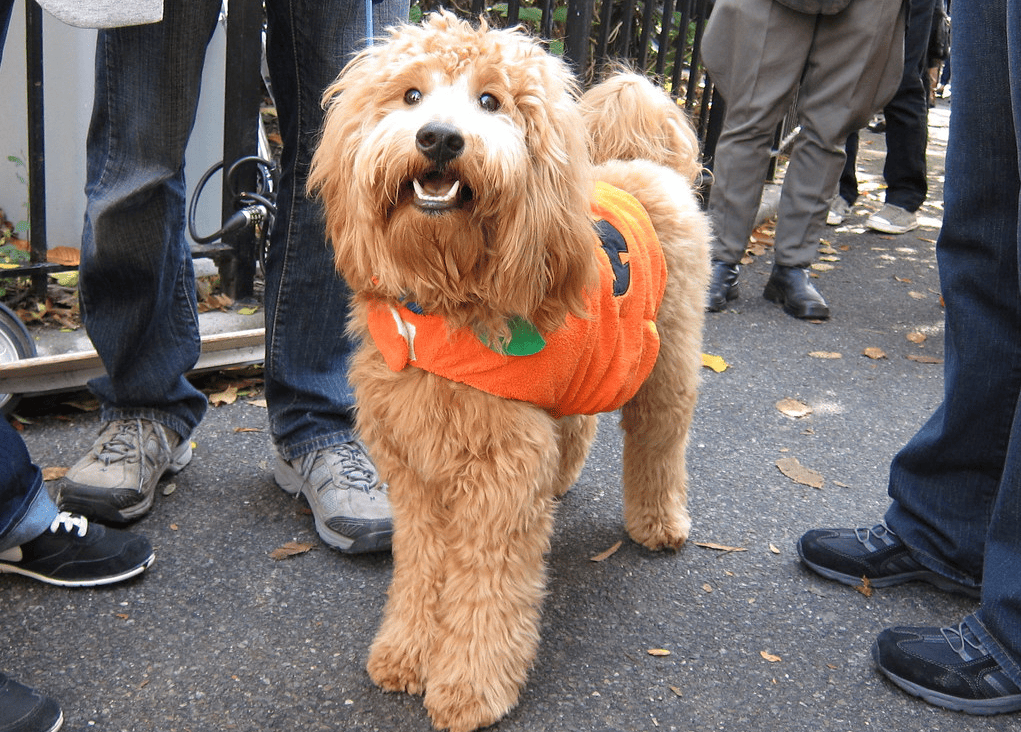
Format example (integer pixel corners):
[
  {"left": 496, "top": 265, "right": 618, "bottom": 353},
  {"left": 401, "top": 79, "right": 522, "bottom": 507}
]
[{"left": 486, "top": 55, "right": 599, "bottom": 336}]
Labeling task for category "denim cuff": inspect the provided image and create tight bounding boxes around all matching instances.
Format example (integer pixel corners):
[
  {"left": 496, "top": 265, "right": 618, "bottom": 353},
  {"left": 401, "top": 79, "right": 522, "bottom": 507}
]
[
  {"left": 965, "top": 613, "right": 1021, "bottom": 691},
  {"left": 0, "top": 473, "right": 59, "bottom": 553}
]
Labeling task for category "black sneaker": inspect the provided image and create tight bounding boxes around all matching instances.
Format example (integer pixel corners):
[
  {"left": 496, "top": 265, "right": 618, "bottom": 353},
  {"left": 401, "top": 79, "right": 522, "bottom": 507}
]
[
  {"left": 0, "top": 512, "right": 154, "bottom": 587},
  {"left": 0, "top": 672, "right": 63, "bottom": 732},
  {"left": 796, "top": 523, "right": 979, "bottom": 598},
  {"left": 873, "top": 622, "right": 1021, "bottom": 715}
]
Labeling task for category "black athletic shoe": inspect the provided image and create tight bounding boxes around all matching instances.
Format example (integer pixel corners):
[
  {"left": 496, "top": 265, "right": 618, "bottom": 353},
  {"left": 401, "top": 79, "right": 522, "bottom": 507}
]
[
  {"left": 797, "top": 523, "right": 979, "bottom": 598},
  {"left": 0, "top": 512, "right": 154, "bottom": 587},
  {"left": 873, "top": 622, "right": 1021, "bottom": 715},
  {"left": 0, "top": 672, "right": 63, "bottom": 732}
]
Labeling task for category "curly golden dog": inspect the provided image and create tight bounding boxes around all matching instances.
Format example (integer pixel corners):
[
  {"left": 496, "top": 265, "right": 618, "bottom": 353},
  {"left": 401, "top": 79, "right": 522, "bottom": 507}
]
[{"left": 309, "top": 12, "right": 711, "bottom": 731}]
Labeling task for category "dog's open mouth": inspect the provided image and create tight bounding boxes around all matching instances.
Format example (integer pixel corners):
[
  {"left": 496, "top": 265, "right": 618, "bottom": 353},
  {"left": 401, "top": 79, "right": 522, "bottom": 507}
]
[{"left": 411, "top": 170, "right": 473, "bottom": 212}]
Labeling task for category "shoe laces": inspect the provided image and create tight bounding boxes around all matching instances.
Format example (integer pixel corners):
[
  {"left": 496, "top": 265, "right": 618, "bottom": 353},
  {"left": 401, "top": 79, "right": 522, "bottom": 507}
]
[
  {"left": 854, "top": 523, "right": 900, "bottom": 552},
  {"left": 318, "top": 442, "right": 383, "bottom": 494},
  {"left": 92, "top": 419, "right": 146, "bottom": 465},
  {"left": 942, "top": 622, "right": 987, "bottom": 662},
  {"left": 49, "top": 511, "right": 88, "bottom": 538}
]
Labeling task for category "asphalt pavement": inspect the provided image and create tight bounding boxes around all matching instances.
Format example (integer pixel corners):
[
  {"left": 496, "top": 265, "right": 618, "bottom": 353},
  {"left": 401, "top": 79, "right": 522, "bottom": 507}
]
[{"left": 6, "top": 96, "right": 1014, "bottom": 732}]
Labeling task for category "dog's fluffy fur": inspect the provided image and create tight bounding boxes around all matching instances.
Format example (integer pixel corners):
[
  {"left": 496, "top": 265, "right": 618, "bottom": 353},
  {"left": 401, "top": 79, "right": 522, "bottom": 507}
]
[{"left": 309, "top": 12, "right": 710, "bottom": 732}]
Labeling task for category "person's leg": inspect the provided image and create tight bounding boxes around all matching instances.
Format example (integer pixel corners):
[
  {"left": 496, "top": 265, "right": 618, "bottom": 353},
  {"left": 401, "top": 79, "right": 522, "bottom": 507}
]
[
  {"left": 868, "top": 0, "right": 937, "bottom": 234},
  {"left": 60, "top": 0, "right": 221, "bottom": 524},
  {"left": 0, "top": 418, "right": 56, "bottom": 553},
  {"left": 838, "top": 132, "right": 859, "bottom": 205},
  {"left": 263, "top": 0, "right": 407, "bottom": 552},
  {"left": 702, "top": 0, "right": 814, "bottom": 267},
  {"left": 773, "top": 0, "right": 905, "bottom": 268},
  {"left": 78, "top": 0, "right": 221, "bottom": 440}
]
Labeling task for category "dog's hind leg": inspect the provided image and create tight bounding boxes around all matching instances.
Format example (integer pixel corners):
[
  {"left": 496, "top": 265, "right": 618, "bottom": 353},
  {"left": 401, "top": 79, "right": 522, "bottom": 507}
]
[
  {"left": 422, "top": 400, "right": 560, "bottom": 732},
  {"left": 550, "top": 414, "right": 598, "bottom": 498}
]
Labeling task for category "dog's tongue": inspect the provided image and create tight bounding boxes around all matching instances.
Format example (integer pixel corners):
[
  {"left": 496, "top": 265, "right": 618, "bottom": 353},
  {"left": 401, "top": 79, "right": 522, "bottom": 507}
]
[{"left": 413, "top": 176, "right": 460, "bottom": 208}]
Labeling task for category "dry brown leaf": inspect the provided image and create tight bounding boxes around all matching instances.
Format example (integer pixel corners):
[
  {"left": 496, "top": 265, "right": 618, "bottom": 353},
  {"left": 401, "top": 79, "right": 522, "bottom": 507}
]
[
  {"left": 247, "top": 398, "right": 269, "bottom": 408},
  {"left": 209, "top": 384, "right": 239, "bottom": 406},
  {"left": 170, "top": 523, "right": 179, "bottom": 531},
  {"left": 776, "top": 398, "right": 812, "bottom": 419},
  {"left": 855, "top": 576, "right": 874, "bottom": 597},
  {"left": 234, "top": 427, "right": 263, "bottom": 433},
  {"left": 776, "top": 456, "right": 824, "bottom": 489},
  {"left": 863, "top": 347, "right": 887, "bottom": 360},
  {"left": 906, "top": 332, "right": 927, "bottom": 344},
  {"left": 768, "top": 543, "right": 780, "bottom": 554},
  {"left": 694, "top": 541, "right": 747, "bottom": 553},
  {"left": 702, "top": 583, "right": 713, "bottom": 593},
  {"left": 42, "top": 466, "right": 68, "bottom": 481},
  {"left": 269, "top": 540, "right": 315, "bottom": 560},
  {"left": 810, "top": 262, "right": 835, "bottom": 272},
  {"left": 114, "top": 612, "right": 130, "bottom": 620},
  {"left": 589, "top": 540, "right": 622, "bottom": 562},
  {"left": 760, "top": 651, "right": 782, "bottom": 663},
  {"left": 894, "top": 275, "right": 913, "bottom": 284},
  {"left": 809, "top": 351, "right": 842, "bottom": 359},
  {"left": 908, "top": 291, "right": 927, "bottom": 300},
  {"left": 647, "top": 648, "right": 672, "bottom": 657},
  {"left": 668, "top": 686, "right": 683, "bottom": 697},
  {"left": 906, "top": 354, "right": 943, "bottom": 364}
]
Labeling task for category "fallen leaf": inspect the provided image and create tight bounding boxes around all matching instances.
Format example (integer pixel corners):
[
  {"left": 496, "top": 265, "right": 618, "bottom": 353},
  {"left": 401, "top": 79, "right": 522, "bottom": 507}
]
[
  {"left": 863, "top": 347, "right": 887, "bottom": 360},
  {"left": 760, "top": 651, "right": 782, "bottom": 663},
  {"left": 668, "top": 686, "right": 683, "bottom": 697},
  {"left": 855, "top": 576, "right": 874, "bottom": 597},
  {"left": 701, "top": 353, "right": 729, "bottom": 373},
  {"left": 237, "top": 306, "right": 259, "bottom": 316},
  {"left": 162, "top": 483, "right": 176, "bottom": 496},
  {"left": 647, "top": 648, "right": 672, "bottom": 657},
  {"left": 906, "top": 354, "right": 943, "bottom": 364},
  {"left": 894, "top": 275, "right": 913, "bottom": 283},
  {"left": 589, "top": 540, "right": 622, "bottom": 562},
  {"left": 908, "top": 291, "right": 926, "bottom": 300},
  {"left": 810, "top": 262, "right": 835, "bottom": 272},
  {"left": 114, "top": 613, "right": 130, "bottom": 620},
  {"left": 809, "top": 351, "right": 842, "bottom": 359},
  {"left": 776, "top": 456, "right": 824, "bottom": 488},
  {"left": 41, "top": 466, "right": 68, "bottom": 481},
  {"left": 819, "top": 255, "right": 841, "bottom": 262},
  {"left": 694, "top": 541, "right": 747, "bottom": 553},
  {"left": 209, "top": 384, "right": 239, "bottom": 406},
  {"left": 906, "top": 332, "right": 926, "bottom": 344},
  {"left": 170, "top": 524, "right": 179, "bottom": 531},
  {"left": 702, "top": 583, "right": 713, "bottom": 593},
  {"left": 269, "top": 540, "right": 315, "bottom": 560},
  {"left": 234, "top": 426, "right": 263, "bottom": 433},
  {"left": 769, "top": 543, "right": 780, "bottom": 554},
  {"left": 776, "top": 398, "right": 812, "bottom": 418},
  {"left": 247, "top": 398, "right": 268, "bottom": 408}
]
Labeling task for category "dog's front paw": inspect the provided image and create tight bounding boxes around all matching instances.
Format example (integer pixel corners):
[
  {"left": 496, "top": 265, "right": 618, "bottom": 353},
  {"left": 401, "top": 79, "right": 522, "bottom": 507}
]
[
  {"left": 424, "top": 681, "right": 515, "bottom": 732},
  {"left": 367, "top": 639, "right": 426, "bottom": 696},
  {"left": 627, "top": 507, "right": 691, "bottom": 551}
]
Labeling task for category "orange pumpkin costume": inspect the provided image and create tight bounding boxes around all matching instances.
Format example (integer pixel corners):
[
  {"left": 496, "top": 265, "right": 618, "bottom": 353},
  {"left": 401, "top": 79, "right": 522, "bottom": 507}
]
[{"left": 366, "top": 182, "right": 666, "bottom": 418}]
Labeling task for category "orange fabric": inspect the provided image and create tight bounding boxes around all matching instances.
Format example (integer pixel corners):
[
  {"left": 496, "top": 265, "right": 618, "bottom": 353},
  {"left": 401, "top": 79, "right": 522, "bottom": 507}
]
[{"left": 366, "top": 182, "right": 666, "bottom": 417}]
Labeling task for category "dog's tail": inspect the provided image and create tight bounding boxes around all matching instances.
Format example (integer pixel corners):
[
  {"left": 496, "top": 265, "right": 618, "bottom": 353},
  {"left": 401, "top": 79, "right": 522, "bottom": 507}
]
[{"left": 580, "top": 70, "right": 703, "bottom": 186}]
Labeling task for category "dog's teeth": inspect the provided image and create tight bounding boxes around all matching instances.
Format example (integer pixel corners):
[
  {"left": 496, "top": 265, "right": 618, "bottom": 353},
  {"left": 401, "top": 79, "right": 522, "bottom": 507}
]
[{"left": 413, "top": 178, "right": 460, "bottom": 203}]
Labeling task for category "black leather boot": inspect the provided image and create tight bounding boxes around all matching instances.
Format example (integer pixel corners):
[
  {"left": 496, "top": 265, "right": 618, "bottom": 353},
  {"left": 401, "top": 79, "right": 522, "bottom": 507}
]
[
  {"left": 707, "top": 260, "right": 740, "bottom": 312},
  {"left": 763, "top": 265, "right": 830, "bottom": 320}
]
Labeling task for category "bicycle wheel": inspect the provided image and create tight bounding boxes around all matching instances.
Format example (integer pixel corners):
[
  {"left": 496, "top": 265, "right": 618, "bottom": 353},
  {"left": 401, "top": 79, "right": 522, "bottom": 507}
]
[{"left": 0, "top": 302, "right": 36, "bottom": 415}]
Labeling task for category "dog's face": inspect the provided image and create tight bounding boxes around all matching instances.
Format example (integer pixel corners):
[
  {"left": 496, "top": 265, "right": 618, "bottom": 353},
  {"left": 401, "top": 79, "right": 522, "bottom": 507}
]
[{"left": 309, "top": 12, "right": 597, "bottom": 338}]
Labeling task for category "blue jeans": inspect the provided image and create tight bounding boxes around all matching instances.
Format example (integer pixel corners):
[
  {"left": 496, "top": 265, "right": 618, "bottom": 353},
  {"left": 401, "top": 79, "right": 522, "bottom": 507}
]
[
  {"left": 80, "top": 0, "right": 409, "bottom": 457},
  {"left": 0, "top": 418, "right": 58, "bottom": 553},
  {"left": 885, "top": 0, "right": 1021, "bottom": 686}
]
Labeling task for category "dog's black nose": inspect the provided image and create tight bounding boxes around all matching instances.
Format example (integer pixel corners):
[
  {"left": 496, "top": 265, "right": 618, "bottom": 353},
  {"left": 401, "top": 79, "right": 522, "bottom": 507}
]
[{"left": 416, "top": 122, "right": 464, "bottom": 166}]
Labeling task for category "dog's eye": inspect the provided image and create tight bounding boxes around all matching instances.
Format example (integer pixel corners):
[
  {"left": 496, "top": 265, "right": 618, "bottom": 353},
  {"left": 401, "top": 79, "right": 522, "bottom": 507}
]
[
  {"left": 479, "top": 93, "right": 500, "bottom": 112},
  {"left": 404, "top": 89, "right": 423, "bottom": 105}
]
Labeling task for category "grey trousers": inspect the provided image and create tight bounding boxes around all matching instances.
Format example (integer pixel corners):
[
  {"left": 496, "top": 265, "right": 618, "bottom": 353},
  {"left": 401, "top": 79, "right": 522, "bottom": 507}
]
[{"left": 703, "top": 0, "right": 905, "bottom": 267}]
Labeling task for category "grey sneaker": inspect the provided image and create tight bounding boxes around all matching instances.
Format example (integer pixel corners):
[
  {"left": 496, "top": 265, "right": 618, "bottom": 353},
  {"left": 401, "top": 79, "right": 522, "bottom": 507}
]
[
  {"left": 866, "top": 203, "right": 919, "bottom": 234},
  {"left": 58, "top": 419, "right": 192, "bottom": 524},
  {"left": 826, "top": 195, "right": 851, "bottom": 226},
  {"left": 274, "top": 442, "right": 393, "bottom": 553}
]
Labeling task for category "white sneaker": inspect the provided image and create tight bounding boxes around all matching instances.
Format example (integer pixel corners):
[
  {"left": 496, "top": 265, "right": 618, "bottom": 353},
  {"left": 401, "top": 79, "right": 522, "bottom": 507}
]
[
  {"left": 826, "top": 196, "right": 852, "bottom": 226},
  {"left": 275, "top": 442, "right": 392, "bottom": 553},
  {"left": 866, "top": 204, "right": 919, "bottom": 234}
]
